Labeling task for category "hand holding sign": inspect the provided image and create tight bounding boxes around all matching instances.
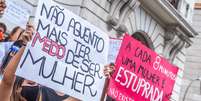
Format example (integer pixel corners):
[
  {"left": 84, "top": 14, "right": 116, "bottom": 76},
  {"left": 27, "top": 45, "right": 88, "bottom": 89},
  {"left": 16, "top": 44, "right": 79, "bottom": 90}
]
[
  {"left": 18, "top": 22, "right": 34, "bottom": 45},
  {"left": 103, "top": 63, "right": 115, "bottom": 79}
]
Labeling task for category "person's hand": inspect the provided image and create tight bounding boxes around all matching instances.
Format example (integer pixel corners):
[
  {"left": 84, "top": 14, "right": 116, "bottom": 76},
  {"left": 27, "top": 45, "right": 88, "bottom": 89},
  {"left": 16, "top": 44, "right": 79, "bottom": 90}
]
[
  {"left": 0, "top": 0, "right": 6, "bottom": 16},
  {"left": 0, "top": 47, "right": 25, "bottom": 101},
  {"left": 19, "top": 23, "right": 34, "bottom": 45},
  {"left": 103, "top": 63, "right": 115, "bottom": 79}
]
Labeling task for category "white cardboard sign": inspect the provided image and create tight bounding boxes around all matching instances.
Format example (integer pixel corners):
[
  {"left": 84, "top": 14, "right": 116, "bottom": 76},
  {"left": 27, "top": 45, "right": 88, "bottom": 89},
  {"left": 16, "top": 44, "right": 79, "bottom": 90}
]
[{"left": 16, "top": 0, "right": 109, "bottom": 100}]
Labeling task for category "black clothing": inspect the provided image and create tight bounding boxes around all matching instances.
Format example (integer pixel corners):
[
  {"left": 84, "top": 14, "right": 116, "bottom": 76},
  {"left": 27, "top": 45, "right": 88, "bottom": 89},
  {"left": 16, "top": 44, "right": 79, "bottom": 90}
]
[
  {"left": 21, "top": 86, "right": 39, "bottom": 101},
  {"left": 41, "top": 86, "right": 69, "bottom": 101}
]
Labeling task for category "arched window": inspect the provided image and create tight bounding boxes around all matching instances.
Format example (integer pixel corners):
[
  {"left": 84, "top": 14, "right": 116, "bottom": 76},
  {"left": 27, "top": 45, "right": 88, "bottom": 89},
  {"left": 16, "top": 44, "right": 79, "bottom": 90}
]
[{"left": 132, "top": 31, "right": 154, "bottom": 50}]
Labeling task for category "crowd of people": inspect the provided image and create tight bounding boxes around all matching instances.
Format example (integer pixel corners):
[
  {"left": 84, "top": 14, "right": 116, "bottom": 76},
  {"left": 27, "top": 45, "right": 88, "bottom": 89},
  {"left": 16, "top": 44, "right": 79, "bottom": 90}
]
[{"left": 0, "top": 0, "right": 115, "bottom": 101}]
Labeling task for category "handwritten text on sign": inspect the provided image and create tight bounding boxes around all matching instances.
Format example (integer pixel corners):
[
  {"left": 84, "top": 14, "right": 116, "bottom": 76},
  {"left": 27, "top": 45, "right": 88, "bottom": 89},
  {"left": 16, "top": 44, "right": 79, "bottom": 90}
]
[
  {"left": 108, "top": 34, "right": 178, "bottom": 101},
  {"left": 16, "top": 0, "right": 109, "bottom": 100}
]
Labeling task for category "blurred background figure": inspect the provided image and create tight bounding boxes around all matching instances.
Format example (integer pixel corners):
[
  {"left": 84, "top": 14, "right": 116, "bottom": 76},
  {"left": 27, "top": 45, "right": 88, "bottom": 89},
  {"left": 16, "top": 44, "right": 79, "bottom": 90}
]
[
  {"left": 0, "top": 0, "right": 6, "bottom": 17},
  {"left": 0, "top": 0, "right": 7, "bottom": 41},
  {"left": 0, "top": 22, "right": 6, "bottom": 41},
  {"left": 4, "top": 26, "right": 23, "bottom": 42}
]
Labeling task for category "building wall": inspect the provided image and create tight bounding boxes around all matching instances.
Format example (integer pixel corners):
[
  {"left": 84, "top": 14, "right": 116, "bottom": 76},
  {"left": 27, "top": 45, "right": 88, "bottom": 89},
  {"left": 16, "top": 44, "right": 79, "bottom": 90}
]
[
  {"left": 170, "top": 48, "right": 185, "bottom": 101},
  {"left": 15, "top": 0, "right": 188, "bottom": 101},
  {"left": 179, "top": 6, "right": 201, "bottom": 101},
  {"left": 177, "top": 0, "right": 195, "bottom": 24}
]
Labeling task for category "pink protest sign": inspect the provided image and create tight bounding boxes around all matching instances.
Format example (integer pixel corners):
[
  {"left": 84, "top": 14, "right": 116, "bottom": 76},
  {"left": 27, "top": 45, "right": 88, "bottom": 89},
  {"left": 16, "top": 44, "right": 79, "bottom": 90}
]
[{"left": 107, "top": 34, "right": 178, "bottom": 101}]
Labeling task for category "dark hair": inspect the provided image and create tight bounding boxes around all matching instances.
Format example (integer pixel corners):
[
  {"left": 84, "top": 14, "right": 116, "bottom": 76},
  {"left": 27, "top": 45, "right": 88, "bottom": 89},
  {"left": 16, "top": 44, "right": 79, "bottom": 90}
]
[
  {"left": 4, "top": 26, "right": 21, "bottom": 41},
  {"left": 0, "top": 22, "right": 7, "bottom": 33},
  {"left": 9, "top": 26, "right": 21, "bottom": 37},
  {"left": 11, "top": 76, "right": 25, "bottom": 101},
  {"left": 15, "top": 76, "right": 25, "bottom": 87}
]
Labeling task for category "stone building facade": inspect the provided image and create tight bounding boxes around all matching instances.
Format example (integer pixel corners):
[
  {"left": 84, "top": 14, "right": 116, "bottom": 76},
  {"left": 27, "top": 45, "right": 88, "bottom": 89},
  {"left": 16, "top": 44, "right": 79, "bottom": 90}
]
[
  {"left": 180, "top": 1, "right": 201, "bottom": 101},
  {"left": 10, "top": 0, "right": 198, "bottom": 101}
]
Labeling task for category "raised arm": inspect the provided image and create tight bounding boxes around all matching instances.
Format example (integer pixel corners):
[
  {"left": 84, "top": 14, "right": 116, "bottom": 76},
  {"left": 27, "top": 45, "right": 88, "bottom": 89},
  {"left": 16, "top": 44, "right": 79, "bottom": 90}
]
[
  {"left": 0, "top": 47, "right": 25, "bottom": 101},
  {"left": 0, "top": 21, "right": 34, "bottom": 101}
]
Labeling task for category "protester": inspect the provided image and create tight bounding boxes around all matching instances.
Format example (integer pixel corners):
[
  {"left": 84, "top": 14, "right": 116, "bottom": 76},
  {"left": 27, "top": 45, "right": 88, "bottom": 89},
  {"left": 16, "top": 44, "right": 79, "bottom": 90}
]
[
  {"left": 0, "top": 22, "right": 33, "bottom": 70},
  {"left": 0, "top": 26, "right": 23, "bottom": 69},
  {"left": 3, "top": 26, "right": 23, "bottom": 42},
  {"left": 0, "top": 21, "right": 33, "bottom": 100},
  {"left": 11, "top": 77, "right": 27, "bottom": 101},
  {"left": 0, "top": 22, "right": 7, "bottom": 41},
  {"left": 30, "top": 64, "right": 115, "bottom": 101},
  {"left": 0, "top": 0, "right": 6, "bottom": 16},
  {"left": 0, "top": 0, "right": 33, "bottom": 100},
  {"left": 0, "top": 16, "right": 77, "bottom": 101}
]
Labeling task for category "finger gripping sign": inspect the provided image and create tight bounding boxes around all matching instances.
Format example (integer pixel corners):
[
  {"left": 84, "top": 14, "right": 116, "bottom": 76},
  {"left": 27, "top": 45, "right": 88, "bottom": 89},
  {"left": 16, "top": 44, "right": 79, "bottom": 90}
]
[
  {"left": 108, "top": 34, "right": 178, "bottom": 101},
  {"left": 16, "top": 0, "right": 109, "bottom": 100}
]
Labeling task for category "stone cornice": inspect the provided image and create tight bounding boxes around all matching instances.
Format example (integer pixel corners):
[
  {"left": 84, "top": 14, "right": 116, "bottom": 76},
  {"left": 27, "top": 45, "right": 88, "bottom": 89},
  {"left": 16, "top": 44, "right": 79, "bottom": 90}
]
[{"left": 139, "top": 0, "right": 198, "bottom": 38}]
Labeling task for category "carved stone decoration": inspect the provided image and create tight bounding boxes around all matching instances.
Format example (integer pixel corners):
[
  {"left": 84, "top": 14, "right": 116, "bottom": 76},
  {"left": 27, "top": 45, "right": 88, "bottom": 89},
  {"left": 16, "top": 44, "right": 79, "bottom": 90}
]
[
  {"left": 163, "top": 29, "right": 179, "bottom": 59},
  {"left": 169, "top": 38, "right": 185, "bottom": 62},
  {"left": 163, "top": 28, "right": 186, "bottom": 62},
  {"left": 107, "top": 0, "right": 140, "bottom": 33}
]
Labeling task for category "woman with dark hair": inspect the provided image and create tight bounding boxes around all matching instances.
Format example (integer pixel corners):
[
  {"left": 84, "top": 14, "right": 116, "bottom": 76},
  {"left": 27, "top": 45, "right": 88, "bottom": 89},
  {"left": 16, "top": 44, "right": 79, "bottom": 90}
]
[
  {"left": 10, "top": 77, "right": 26, "bottom": 101},
  {"left": 4, "top": 26, "right": 23, "bottom": 42}
]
